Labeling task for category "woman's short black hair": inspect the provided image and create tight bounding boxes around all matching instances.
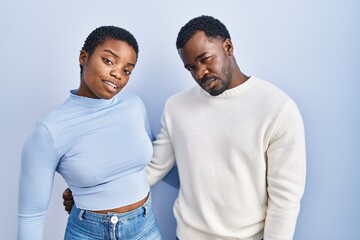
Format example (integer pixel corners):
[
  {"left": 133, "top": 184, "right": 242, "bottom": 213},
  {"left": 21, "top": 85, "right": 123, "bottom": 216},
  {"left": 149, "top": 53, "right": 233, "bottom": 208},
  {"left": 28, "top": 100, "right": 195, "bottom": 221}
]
[{"left": 176, "top": 15, "right": 231, "bottom": 50}]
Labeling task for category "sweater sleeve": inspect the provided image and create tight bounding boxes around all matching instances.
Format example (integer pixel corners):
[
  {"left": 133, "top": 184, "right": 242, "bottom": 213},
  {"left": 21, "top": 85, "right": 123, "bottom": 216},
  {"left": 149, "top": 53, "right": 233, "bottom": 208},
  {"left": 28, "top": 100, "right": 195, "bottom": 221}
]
[
  {"left": 264, "top": 100, "right": 306, "bottom": 240},
  {"left": 146, "top": 109, "right": 176, "bottom": 186},
  {"left": 18, "top": 122, "right": 60, "bottom": 240}
]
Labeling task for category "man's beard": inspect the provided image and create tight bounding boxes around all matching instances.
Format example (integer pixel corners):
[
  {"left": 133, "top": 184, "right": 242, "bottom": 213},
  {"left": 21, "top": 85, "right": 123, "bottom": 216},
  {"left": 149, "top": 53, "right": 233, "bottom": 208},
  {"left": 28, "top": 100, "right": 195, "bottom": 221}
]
[{"left": 207, "top": 60, "right": 233, "bottom": 96}]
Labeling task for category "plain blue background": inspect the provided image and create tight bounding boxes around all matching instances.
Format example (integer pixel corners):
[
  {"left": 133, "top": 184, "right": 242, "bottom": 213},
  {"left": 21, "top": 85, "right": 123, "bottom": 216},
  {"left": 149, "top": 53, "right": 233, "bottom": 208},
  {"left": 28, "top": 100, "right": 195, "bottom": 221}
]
[{"left": 1, "top": 0, "right": 359, "bottom": 239}]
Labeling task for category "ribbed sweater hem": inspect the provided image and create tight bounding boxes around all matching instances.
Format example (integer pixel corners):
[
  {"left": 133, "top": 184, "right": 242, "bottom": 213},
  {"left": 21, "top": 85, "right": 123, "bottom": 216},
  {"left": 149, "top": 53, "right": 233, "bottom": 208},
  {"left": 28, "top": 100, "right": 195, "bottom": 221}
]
[{"left": 177, "top": 225, "right": 264, "bottom": 240}]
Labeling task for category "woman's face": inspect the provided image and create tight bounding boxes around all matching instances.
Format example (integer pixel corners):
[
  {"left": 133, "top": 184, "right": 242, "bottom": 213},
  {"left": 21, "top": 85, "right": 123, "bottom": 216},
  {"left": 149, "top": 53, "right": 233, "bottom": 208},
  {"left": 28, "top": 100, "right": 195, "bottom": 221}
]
[{"left": 77, "top": 38, "right": 137, "bottom": 99}]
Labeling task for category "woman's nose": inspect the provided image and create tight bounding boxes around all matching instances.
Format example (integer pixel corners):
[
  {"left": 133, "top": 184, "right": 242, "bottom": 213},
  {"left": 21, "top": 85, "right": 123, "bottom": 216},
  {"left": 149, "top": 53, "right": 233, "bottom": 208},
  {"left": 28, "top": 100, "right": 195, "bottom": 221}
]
[{"left": 110, "top": 69, "right": 121, "bottom": 80}]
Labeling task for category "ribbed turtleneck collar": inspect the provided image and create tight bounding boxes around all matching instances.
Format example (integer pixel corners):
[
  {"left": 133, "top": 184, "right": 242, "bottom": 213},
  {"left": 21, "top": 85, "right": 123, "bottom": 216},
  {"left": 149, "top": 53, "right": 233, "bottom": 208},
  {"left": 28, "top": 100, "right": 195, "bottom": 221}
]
[
  {"left": 199, "top": 76, "right": 256, "bottom": 98},
  {"left": 68, "top": 89, "right": 115, "bottom": 108}
]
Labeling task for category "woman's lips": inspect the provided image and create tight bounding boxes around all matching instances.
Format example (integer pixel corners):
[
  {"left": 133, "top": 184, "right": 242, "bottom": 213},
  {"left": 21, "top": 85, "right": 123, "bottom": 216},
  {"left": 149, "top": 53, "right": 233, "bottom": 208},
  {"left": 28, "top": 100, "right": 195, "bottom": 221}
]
[{"left": 103, "top": 80, "right": 118, "bottom": 92}]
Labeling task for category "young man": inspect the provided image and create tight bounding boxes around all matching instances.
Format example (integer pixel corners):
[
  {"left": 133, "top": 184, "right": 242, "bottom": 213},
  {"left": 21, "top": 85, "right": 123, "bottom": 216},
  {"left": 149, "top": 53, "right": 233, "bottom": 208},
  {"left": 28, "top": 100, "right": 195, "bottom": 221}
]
[
  {"left": 64, "top": 15, "right": 306, "bottom": 240},
  {"left": 147, "top": 15, "right": 306, "bottom": 239}
]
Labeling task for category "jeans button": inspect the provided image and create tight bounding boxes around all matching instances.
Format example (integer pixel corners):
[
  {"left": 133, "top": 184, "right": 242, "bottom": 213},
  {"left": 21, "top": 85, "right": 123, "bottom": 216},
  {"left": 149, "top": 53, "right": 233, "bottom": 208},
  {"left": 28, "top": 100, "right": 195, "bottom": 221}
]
[{"left": 110, "top": 215, "right": 118, "bottom": 224}]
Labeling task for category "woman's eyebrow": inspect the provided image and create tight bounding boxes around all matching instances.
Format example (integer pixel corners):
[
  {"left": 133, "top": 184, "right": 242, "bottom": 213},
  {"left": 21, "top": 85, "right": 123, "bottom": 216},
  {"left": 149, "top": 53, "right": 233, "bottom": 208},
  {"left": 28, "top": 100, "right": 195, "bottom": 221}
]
[{"left": 103, "top": 49, "right": 119, "bottom": 58}]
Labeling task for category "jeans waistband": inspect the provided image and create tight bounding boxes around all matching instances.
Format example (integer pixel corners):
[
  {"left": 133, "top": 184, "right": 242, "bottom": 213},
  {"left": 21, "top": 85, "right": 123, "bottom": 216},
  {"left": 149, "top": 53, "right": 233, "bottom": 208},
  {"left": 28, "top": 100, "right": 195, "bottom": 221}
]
[{"left": 73, "top": 194, "right": 152, "bottom": 224}]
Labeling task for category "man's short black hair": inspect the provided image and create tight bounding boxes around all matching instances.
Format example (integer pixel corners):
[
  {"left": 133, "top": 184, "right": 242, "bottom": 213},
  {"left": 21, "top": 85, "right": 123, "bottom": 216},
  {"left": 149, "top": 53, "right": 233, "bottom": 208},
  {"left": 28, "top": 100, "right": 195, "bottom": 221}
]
[
  {"left": 176, "top": 15, "right": 231, "bottom": 50},
  {"left": 80, "top": 26, "right": 139, "bottom": 75}
]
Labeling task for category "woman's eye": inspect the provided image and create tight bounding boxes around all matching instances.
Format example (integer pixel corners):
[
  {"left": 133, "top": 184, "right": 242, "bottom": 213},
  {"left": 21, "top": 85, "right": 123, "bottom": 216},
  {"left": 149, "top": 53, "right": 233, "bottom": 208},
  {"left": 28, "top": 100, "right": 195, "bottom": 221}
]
[
  {"left": 124, "top": 69, "right": 132, "bottom": 75},
  {"left": 103, "top": 58, "right": 113, "bottom": 65}
]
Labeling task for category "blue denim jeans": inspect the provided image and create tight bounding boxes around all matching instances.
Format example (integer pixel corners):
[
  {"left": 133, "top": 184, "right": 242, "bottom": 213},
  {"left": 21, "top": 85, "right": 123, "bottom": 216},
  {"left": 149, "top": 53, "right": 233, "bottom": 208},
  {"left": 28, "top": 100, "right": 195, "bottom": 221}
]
[
  {"left": 177, "top": 237, "right": 263, "bottom": 239},
  {"left": 64, "top": 195, "right": 162, "bottom": 240}
]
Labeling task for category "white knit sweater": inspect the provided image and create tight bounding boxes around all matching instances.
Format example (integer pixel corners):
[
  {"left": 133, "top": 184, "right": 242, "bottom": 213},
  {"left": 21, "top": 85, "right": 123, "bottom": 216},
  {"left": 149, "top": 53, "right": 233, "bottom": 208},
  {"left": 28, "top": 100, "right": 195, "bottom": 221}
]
[{"left": 147, "top": 76, "right": 306, "bottom": 240}]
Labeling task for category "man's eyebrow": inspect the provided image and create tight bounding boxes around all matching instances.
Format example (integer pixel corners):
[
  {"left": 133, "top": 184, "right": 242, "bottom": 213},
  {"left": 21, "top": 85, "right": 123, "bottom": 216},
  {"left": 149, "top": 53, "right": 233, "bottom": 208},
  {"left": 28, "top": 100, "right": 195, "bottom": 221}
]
[
  {"left": 184, "top": 52, "right": 208, "bottom": 69},
  {"left": 195, "top": 52, "right": 207, "bottom": 61}
]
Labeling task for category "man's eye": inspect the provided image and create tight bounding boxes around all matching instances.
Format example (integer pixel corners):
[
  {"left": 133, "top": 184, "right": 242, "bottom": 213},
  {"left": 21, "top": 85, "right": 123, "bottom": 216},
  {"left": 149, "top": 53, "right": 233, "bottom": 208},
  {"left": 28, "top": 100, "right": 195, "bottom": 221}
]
[
  {"left": 103, "top": 58, "right": 113, "bottom": 65},
  {"left": 187, "top": 66, "right": 194, "bottom": 72},
  {"left": 201, "top": 57, "right": 210, "bottom": 63}
]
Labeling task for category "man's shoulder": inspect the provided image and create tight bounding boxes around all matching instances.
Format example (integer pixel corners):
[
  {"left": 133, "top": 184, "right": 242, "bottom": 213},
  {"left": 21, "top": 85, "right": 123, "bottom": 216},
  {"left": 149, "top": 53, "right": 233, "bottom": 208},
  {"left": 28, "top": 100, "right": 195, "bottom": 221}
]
[
  {"left": 167, "top": 85, "right": 198, "bottom": 102},
  {"left": 253, "top": 77, "right": 293, "bottom": 102},
  {"left": 161, "top": 85, "right": 198, "bottom": 113}
]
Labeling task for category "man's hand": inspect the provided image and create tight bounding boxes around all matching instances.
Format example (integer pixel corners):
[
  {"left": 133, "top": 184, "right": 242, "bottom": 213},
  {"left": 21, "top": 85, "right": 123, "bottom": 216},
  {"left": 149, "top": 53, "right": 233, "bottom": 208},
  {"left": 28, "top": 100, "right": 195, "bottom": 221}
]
[{"left": 62, "top": 188, "right": 74, "bottom": 214}]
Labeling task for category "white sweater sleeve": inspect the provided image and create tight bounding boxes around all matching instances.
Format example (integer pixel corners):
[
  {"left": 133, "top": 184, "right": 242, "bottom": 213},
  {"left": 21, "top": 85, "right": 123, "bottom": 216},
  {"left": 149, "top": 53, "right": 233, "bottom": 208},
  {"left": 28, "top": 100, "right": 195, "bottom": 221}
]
[
  {"left": 264, "top": 100, "right": 306, "bottom": 240},
  {"left": 18, "top": 122, "right": 60, "bottom": 240},
  {"left": 147, "top": 109, "right": 176, "bottom": 186}
]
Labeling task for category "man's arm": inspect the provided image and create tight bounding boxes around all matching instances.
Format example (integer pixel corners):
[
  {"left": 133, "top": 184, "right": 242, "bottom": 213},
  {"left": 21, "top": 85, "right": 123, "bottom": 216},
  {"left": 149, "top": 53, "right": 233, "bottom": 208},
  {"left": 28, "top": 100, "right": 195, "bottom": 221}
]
[
  {"left": 147, "top": 107, "right": 177, "bottom": 186},
  {"left": 264, "top": 100, "right": 306, "bottom": 239}
]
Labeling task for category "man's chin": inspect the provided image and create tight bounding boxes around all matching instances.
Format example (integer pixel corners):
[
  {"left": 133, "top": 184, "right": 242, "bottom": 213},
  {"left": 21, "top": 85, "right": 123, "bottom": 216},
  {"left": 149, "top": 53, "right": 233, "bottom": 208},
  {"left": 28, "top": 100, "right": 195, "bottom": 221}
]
[{"left": 206, "top": 88, "right": 226, "bottom": 96}]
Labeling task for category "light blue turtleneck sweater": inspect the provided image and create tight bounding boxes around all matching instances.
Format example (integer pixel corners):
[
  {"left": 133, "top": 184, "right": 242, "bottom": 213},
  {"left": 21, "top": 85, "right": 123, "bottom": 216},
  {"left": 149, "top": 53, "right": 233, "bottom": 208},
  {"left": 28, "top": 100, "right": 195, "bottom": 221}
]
[{"left": 18, "top": 90, "right": 154, "bottom": 239}]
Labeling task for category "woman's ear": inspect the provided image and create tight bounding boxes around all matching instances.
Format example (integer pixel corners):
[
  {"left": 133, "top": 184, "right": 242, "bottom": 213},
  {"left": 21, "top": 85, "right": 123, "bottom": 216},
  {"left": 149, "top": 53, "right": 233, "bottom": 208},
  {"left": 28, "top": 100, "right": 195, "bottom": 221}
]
[
  {"left": 223, "top": 38, "right": 234, "bottom": 56},
  {"left": 79, "top": 50, "right": 88, "bottom": 66}
]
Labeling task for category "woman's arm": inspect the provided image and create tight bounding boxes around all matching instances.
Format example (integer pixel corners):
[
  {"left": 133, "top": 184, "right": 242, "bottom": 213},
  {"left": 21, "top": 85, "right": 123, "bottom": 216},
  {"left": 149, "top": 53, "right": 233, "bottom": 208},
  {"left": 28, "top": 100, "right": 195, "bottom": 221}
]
[{"left": 18, "top": 122, "right": 60, "bottom": 240}]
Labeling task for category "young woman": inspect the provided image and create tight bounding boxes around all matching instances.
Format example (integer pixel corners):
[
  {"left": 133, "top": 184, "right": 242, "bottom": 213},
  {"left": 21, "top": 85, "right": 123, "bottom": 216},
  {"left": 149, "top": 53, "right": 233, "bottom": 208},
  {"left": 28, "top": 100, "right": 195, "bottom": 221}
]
[{"left": 18, "top": 26, "right": 162, "bottom": 240}]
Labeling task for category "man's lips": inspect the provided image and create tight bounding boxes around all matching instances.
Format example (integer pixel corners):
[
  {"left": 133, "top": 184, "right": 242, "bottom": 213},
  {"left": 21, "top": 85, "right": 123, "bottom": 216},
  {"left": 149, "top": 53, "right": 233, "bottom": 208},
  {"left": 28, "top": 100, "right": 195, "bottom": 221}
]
[{"left": 201, "top": 77, "right": 217, "bottom": 90}]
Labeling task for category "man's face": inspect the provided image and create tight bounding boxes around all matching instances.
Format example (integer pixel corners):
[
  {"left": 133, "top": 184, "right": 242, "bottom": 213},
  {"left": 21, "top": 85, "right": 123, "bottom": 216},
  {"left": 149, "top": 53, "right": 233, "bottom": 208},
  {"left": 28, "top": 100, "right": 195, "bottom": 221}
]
[{"left": 178, "top": 31, "right": 234, "bottom": 96}]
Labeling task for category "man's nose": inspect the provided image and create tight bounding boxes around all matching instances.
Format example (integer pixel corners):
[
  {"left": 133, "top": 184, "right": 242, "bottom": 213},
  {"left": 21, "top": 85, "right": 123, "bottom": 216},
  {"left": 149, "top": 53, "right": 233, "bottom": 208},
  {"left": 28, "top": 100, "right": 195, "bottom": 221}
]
[{"left": 195, "top": 66, "right": 209, "bottom": 81}]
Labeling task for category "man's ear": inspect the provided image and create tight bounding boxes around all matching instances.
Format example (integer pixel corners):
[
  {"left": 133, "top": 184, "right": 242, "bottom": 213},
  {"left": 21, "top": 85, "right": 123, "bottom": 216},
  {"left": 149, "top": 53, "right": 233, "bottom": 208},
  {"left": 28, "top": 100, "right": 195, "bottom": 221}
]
[
  {"left": 223, "top": 38, "right": 234, "bottom": 56},
  {"left": 79, "top": 50, "right": 88, "bottom": 66}
]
